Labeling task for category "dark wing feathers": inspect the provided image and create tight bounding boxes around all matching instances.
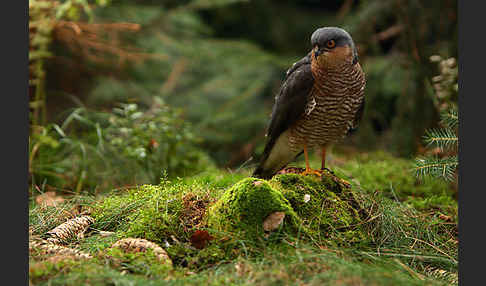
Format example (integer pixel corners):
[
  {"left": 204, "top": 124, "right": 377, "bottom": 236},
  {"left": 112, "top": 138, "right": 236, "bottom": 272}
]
[
  {"left": 347, "top": 97, "right": 365, "bottom": 136},
  {"left": 284, "top": 51, "right": 312, "bottom": 80},
  {"left": 253, "top": 53, "right": 314, "bottom": 176},
  {"left": 267, "top": 52, "right": 313, "bottom": 141},
  {"left": 352, "top": 97, "right": 365, "bottom": 129}
]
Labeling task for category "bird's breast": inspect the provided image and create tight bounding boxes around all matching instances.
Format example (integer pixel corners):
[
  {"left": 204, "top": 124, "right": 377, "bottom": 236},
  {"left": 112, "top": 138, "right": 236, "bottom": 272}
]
[{"left": 288, "top": 64, "right": 365, "bottom": 151}]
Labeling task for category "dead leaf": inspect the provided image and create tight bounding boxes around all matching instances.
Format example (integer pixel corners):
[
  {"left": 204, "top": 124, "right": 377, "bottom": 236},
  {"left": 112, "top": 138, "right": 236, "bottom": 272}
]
[
  {"left": 263, "top": 211, "right": 285, "bottom": 232},
  {"left": 439, "top": 214, "right": 453, "bottom": 222},
  {"left": 190, "top": 230, "right": 214, "bottom": 249},
  {"left": 35, "top": 191, "right": 65, "bottom": 207}
]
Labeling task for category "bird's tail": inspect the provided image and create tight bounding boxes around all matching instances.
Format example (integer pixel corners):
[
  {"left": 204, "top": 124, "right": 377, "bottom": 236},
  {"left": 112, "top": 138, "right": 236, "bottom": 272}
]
[
  {"left": 252, "top": 130, "right": 304, "bottom": 180},
  {"left": 252, "top": 164, "right": 274, "bottom": 180}
]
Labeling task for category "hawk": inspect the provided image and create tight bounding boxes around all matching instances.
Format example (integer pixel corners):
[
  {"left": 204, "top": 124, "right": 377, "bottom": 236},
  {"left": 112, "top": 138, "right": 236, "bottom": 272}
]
[{"left": 253, "top": 27, "right": 366, "bottom": 179}]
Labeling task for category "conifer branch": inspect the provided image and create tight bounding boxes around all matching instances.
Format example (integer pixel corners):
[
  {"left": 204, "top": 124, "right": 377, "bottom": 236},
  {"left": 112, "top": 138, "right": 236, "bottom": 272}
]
[
  {"left": 423, "top": 128, "right": 458, "bottom": 150},
  {"left": 440, "top": 108, "right": 458, "bottom": 129},
  {"left": 414, "top": 156, "right": 458, "bottom": 181}
]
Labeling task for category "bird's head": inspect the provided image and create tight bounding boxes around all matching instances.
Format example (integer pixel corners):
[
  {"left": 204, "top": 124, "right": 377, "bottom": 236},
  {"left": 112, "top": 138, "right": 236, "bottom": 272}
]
[{"left": 310, "top": 27, "right": 358, "bottom": 70}]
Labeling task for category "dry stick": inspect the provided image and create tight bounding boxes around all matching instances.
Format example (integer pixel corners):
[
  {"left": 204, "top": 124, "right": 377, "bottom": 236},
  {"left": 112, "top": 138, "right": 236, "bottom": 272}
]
[{"left": 393, "top": 258, "right": 425, "bottom": 280}]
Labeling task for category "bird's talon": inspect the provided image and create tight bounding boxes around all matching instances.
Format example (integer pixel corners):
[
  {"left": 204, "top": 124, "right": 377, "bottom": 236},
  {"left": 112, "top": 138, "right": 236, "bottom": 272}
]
[{"left": 300, "top": 169, "right": 323, "bottom": 177}]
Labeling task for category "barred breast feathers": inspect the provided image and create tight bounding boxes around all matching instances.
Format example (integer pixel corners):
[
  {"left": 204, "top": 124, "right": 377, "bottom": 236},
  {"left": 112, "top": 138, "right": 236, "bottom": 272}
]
[{"left": 288, "top": 61, "right": 365, "bottom": 150}]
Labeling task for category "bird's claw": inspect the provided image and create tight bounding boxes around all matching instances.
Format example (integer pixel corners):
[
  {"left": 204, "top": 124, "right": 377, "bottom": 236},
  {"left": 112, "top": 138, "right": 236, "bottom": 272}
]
[{"left": 300, "top": 168, "right": 324, "bottom": 177}]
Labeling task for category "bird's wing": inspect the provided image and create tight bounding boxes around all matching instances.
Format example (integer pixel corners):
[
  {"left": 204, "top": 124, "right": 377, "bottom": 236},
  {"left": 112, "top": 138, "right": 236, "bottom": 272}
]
[
  {"left": 350, "top": 97, "right": 365, "bottom": 131},
  {"left": 262, "top": 52, "right": 314, "bottom": 159}
]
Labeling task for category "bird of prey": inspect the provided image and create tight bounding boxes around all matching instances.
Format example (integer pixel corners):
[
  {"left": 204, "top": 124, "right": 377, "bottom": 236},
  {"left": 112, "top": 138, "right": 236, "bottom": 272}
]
[{"left": 253, "top": 27, "right": 366, "bottom": 179}]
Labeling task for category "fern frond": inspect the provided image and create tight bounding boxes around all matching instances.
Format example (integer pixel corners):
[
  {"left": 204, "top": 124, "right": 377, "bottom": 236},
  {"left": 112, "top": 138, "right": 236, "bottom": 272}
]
[
  {"left": 440, "top": 108, "right": 458, "bottom": 129},
  {"left": 414, "top": 156, "right": 458, "bottom": 181},
  {"left": 423, "top": 128, "right": 458, "bottom": 150}
]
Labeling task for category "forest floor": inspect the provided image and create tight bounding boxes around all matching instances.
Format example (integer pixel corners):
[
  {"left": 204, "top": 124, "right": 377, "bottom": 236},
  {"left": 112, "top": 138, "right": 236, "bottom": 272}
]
[{"left": 29, "top": 150, "right": 458, "bottom": 286}]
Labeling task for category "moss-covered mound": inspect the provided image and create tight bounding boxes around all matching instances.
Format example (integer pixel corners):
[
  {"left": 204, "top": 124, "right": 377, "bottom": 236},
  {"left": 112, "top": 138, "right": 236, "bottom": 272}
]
[
  {"left": 206, "top": 173, "right": 369, "bottom": 246},
  {"left": 207, "top": 178, "right": 296, "bottom": 240},
  {"left": 90, "top": 172, "right": 373, "bottom": 248}
]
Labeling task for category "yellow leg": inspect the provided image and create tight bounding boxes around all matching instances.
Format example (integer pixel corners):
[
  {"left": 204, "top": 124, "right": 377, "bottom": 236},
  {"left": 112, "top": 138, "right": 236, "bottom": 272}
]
[
  {"left": 300, "top": 144, "right": 322, "bottom": 177},
  {"left": 320, "top": 146, "right": 334, "bottom": 176}
]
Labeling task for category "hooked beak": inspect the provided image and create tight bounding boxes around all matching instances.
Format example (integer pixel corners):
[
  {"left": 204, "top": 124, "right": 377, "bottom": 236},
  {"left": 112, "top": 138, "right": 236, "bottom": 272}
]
[{"left": 314, "top": 46, "right": 328, "bottom": 59}]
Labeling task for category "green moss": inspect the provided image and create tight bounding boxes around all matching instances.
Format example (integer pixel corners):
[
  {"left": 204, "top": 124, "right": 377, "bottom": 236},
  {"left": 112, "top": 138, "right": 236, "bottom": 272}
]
[
  {"left": 207, "top": 178, "right": 296, "bottom": 240},
  {"left": 178, "top": 170, "right": 249, "bottom": 190},
  {"left": 167, "top": 240, "right": 240, "bottom": 271},
  {"left": 271, "top": 174, "right": 366, "bottom": 245},
  {"left": 29, "top": 258, "right": 79, "bottom": 283},
  {"left": 406, "top": 195, "right": 457, "bottom": 215},
  {"left": 93, "top": 183, "right": 195, "bottom": 244},
  {"left": 77, "top": 234, "right": 122, "bottom": 255},
  {"left": 91, "top": 185, "right": 156, "bottom": 232},
  {"left": 123, "top": 186, "right": 186, "bottom": 243},
  {"left": 334, "top": 151, "right": 453, "bottom": 201}
]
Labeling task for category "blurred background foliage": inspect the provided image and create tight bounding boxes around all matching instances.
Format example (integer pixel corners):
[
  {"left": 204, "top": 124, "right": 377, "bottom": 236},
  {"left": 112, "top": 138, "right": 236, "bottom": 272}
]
[{"left": 29, "top": 0, "right": 457, "bottom": 194}]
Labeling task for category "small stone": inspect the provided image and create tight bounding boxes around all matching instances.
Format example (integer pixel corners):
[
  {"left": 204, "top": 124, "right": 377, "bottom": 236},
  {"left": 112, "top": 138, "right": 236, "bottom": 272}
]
[
  {"left": 263, "top": 211, "right": 286, "bottom": 232},
  {"left": 303, "top": 194, "right": 311, "bottom": 203}
]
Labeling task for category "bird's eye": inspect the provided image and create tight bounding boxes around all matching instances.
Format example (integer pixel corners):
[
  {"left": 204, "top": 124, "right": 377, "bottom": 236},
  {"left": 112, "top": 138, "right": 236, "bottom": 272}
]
[{"left": 326, "top": 39, "right": 336, "bottom": 48}]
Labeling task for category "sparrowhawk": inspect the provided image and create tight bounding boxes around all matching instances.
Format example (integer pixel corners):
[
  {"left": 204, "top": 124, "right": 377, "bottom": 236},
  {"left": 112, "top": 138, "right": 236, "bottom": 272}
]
[{"left": 253, "top": 27, "right": 366, "bottom": 179}]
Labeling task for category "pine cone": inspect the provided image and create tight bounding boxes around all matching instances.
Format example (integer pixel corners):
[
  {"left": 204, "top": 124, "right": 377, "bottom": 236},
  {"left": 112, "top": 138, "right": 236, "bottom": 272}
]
[
  {"left": 46, "top": 215, "right": 94, "bottom": 244},
  {"left": 110, "top": 238, "right": 172, "bottom": 265},
  {"left": 29, "top": 237, "right": 92, "bottom": 259}
]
